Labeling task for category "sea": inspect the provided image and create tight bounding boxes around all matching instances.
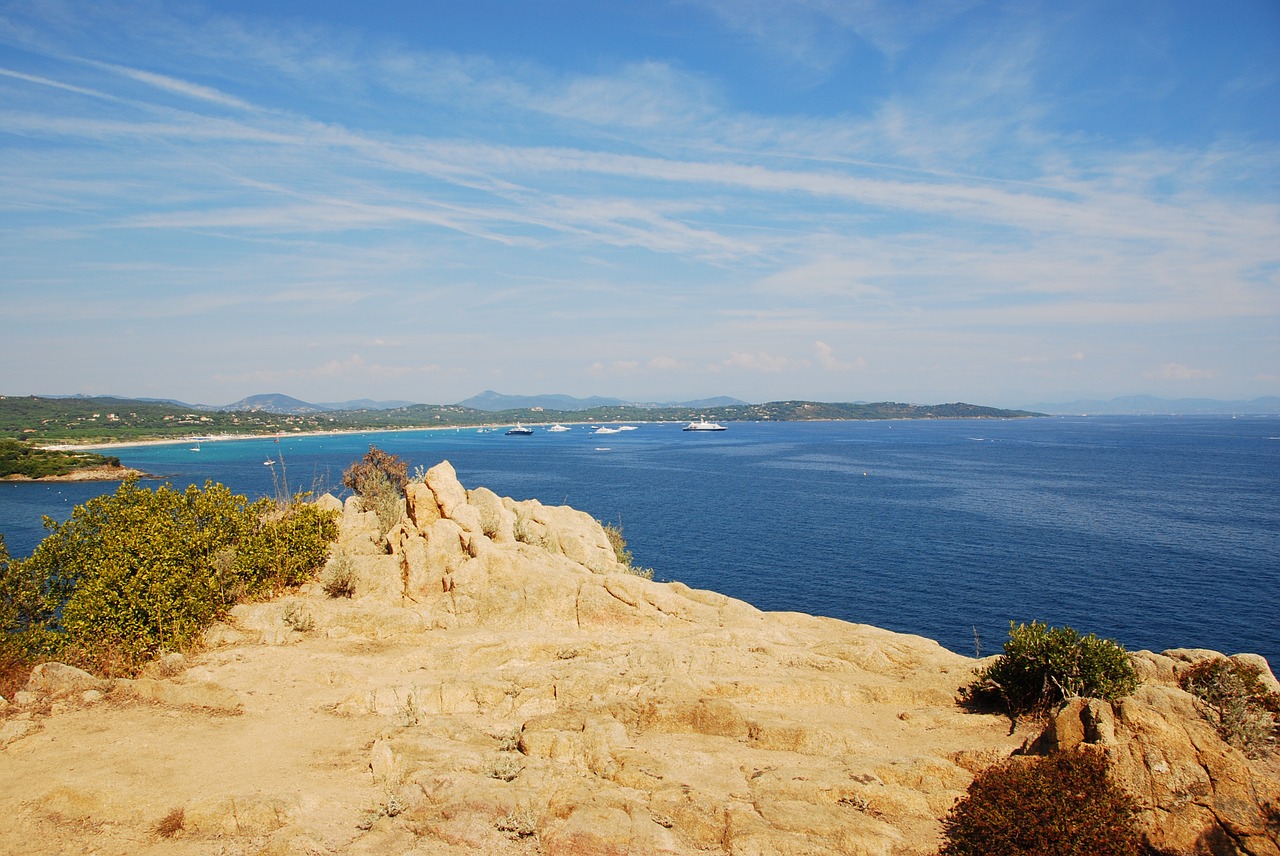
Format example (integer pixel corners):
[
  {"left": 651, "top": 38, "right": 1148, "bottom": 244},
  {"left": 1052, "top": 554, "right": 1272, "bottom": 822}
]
[{"left": 2, "top": 416, "right": 1277, "bottom": 668}]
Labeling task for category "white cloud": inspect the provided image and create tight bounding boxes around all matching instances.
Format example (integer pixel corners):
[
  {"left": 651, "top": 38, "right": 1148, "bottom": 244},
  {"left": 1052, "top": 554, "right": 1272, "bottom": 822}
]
[
  {"left": 815, "top": 341, "right": 866, "bottom": 371},
  {"left": 720, "top": 351, "right": 803, "bottom": 372},
  {"left": 1145, "top": 363, "right": 1215, "bottom": 381}
]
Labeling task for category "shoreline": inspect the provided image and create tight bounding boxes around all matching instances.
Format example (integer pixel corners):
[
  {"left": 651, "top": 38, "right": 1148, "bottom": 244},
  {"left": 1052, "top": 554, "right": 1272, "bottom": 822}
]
[
  {"left": 40, "top": 424, "right": 503, "bottom": 453},
  {"left": 38, "top": 419, "right": 655, "bottom": 452}
]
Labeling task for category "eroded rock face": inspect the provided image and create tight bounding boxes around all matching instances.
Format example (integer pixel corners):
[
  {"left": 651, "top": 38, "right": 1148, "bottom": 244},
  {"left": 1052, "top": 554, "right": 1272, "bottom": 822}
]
[
  {"left": 2, "top": 461, "right": 1277, "bottom": 855},
  {"left": 1027, "top": 652, "right": 1280, "bottom": 856}
]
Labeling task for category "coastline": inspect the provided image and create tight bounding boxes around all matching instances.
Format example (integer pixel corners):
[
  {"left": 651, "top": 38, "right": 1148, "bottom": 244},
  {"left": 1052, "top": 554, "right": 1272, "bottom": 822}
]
[
  {"left": 40, "top": 424, "right": 493, "bottom": 453},
  {"left": 38, "top": 420, "right": 626, "bottom": 453},
  {"left": 0, "top": 465, "right": 146, "bottom": 483}
]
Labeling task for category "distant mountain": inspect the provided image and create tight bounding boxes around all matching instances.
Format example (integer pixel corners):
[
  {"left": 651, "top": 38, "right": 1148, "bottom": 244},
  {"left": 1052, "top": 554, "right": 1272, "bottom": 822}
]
[
  {"left": 456, "top": 391, "right": 630, "bottom": 412},
  {"left": 221, "top": 393, "right": 325, "bottom": 414},
  {"left": 1026, "top": 395, "right": 1280, "bottom": 415},
  {"left": 631, "top": 395, "right": 750, "bottom": 409},
  {"left": 315, "top": 399, "right": 420, "bottom": 411},
  {"left": 456, "top": 390, "right": 752, "bottom": 412}
]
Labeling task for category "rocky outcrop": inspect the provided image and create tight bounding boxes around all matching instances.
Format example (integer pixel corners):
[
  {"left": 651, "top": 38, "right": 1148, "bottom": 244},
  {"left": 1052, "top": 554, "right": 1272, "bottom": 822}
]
[
  {"left": 1027, "top": 649, "right": 1280, "bottom": 856},
  {"left": 1, "top": 460, "right": 1277, "bottom": 855}
]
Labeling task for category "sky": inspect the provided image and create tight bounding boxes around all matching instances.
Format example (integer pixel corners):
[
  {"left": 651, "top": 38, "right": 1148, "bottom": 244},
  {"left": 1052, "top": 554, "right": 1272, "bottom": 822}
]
[{"left": 1, "top": 1, "right": 1278, "bottom": 409}]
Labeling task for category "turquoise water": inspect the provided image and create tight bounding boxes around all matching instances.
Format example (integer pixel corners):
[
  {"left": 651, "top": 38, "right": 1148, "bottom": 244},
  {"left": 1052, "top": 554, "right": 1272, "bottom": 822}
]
[{"left": 3, "top": 416, "right": 1278, "bottom": 665}]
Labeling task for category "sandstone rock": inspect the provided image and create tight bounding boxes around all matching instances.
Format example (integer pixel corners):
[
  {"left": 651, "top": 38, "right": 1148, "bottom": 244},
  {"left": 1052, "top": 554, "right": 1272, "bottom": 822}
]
[
  {"left": 23, "top": 662, "right": 107, "bottom": 698},
  {"left": 425, "top": 460, "right": 468, "bottom": 519},
  {"left": 404, "top": 481, "right": 440, "bottom": 530},
  {"left": 315, "top": 492, "right": 344, "bottom": 514},
  {"left": 0, "top": 719, "right": 37, "bottom": 748},
  {"left": 2, "top": 467, "right": 1276, "bottom": 856},
  {"left": 113, "top": 677, "right": 243, "bottom": 713}
]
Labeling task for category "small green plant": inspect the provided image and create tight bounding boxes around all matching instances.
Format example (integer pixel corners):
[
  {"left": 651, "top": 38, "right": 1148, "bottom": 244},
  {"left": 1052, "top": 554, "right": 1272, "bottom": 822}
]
[
  {"left": 343, "top": 446, "right": 408, "bottom": 535},
  {"left": 282, "top": 602, "right": 315, "bottom": 633},
  {"left": 964, "top": 621, "right": 1139, "bottom": 717},
  {"left": 321, "top": 552, "right": 358, "bottom": 598},
  {"left": 939, "top": 751, "right": 1142, "bottom": 856},
  {"left": 1180, "top": 658, "right": 1279, "bottom": 758},
  {"left": 602, "top": 521, "right": 655, "bottom": 580}
]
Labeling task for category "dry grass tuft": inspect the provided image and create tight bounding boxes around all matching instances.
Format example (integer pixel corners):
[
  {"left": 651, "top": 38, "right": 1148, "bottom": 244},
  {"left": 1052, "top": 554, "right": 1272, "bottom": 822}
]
[{"left": 154, "top": 807, "right": 185, "bottom": 838}]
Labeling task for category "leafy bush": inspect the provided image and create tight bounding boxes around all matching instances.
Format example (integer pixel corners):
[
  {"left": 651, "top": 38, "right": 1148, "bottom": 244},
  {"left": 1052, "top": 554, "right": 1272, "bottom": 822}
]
[
  {"left": 1180, "top": 658, "right": 1279, "bottom": 757},
  {"left": 0, "top": 534, "right": 38, "bottom": 697},
  {"left": 964, "top": 621, "right": 1139, "bottom": 717},
  {"left": 7, "top": 477, "right": 337, "bottom": 674},
  {"left": 939, "top": 751, "right": 1142, "bottom": 856},
  {"left": 343, "top": 446, "right": 407, "bottom": 535}
]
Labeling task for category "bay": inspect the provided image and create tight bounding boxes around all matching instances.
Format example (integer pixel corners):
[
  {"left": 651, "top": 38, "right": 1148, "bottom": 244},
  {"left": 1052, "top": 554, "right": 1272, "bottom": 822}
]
[{"left": 2, "top": 416, "right": 1277, "bottom": 667}]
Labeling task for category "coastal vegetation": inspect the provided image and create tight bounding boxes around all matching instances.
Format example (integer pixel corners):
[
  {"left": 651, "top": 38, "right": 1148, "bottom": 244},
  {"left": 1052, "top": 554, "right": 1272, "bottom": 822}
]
[
  {"left": 964, "top": 621, "right": 1140, "bottom": 717},
  {"left": 1180, "top": 657, "right": 1280, "bottom": 758},
  {"left": 603, "top": 521, "right": 655, "bottom": 580},
  {"left": 0, "top": 478, "right": 337, "bottom": 678},
  {"left": 938, "top": 751, "right": 1142, "bottom": 855},
  {"left": 1, "top": 394, "right": 1041, "bottom": 447},
  {"left": 343, "top": 445, "right": 409, "bottom": 536}
]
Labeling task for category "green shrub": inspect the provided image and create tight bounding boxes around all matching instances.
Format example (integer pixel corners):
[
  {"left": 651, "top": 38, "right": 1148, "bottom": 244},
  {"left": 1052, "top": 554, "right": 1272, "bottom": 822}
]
[
  {"left": 9, "top": 477, "right": 337, "bottom": 674},
  {"left": 939, "top": 751, "right": 1142, "bottom": 856},
  {"left": 343, "top": 446, "right": 407, "bottom": 535},
  {"left": 964, "top": 621, "right": 1139, "bottom": 717},
  {"left": 0, "top": 534, "right": 39, "bottom": 697},
  {"left": 1180, "top": 658, "right": 1279, "bottom": 757}
]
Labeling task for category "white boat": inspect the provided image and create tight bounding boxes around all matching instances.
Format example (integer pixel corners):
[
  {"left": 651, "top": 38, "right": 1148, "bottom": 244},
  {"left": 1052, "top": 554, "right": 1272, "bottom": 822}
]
[
  {"left": 547, "top": 424, "right": 571, "bottom": 432},
  {"left": 618, "top": 425, "right": 637, "bottom": 431},
  {"left": 593, "top": 426, "right": 621, "bottom": 435},
  {"left": 683, "top": 418, "right": 726, "bottom": 432},
  {"left": 506, "top": 424, "right": 534, "bottom": 435},
  {"left": 190, "top": 443, "right": 201, "bottom": 452}
]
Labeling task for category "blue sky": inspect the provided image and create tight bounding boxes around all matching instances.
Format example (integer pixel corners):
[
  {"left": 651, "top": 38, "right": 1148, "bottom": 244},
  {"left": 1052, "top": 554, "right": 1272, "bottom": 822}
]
[{"left": 1, "top": 0, "right": 1277, "bottom": 408}]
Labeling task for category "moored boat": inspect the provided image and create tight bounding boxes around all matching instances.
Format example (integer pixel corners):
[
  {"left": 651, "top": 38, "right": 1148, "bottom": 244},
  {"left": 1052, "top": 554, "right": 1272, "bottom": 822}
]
[{"left": 683, "top": 418, "right": 726, "bottom": 432}]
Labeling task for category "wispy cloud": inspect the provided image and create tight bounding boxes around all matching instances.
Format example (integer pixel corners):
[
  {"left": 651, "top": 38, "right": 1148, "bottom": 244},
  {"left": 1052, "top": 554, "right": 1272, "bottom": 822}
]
[
  {"left": 1, "top": 1, "right": 1276, "bottom": 404},
  {"left": 1145, "top": 363, "right": 1216, "bottom": 382}
]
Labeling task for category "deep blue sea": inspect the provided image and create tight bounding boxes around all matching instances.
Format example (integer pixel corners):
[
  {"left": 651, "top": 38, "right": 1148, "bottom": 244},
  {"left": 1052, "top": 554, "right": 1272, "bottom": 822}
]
[{"left": 3, "top": 417, "right": 1278, "bottom": 667}]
